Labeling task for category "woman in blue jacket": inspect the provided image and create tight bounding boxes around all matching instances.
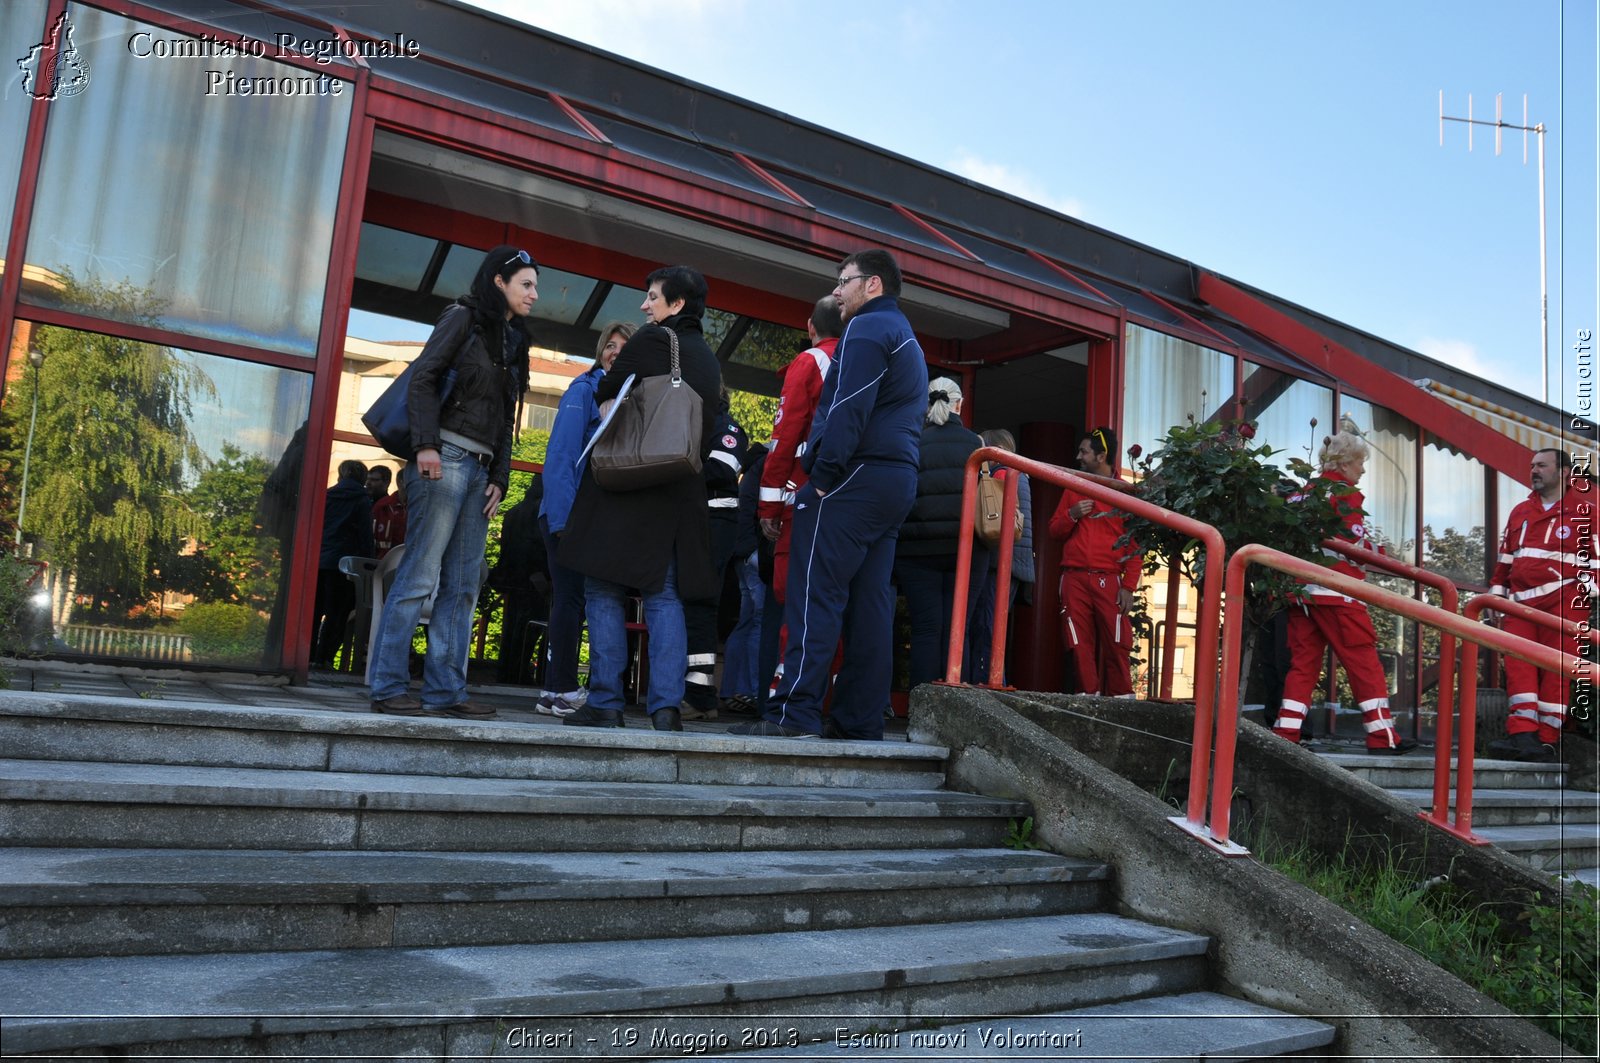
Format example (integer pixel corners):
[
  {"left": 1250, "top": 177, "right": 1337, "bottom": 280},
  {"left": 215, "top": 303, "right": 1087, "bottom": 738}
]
[{"left": 535, "top": 320, "right": 635, "bottom": 716}]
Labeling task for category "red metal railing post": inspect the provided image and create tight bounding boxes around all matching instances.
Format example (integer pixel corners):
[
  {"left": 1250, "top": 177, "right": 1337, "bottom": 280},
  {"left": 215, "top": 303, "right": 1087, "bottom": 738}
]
[
  {"left": 983, "top": 469, "right": 1022, "bottom": 688},
  {"left": 944, "top": 455, "right": 983, "bottom": 685}
]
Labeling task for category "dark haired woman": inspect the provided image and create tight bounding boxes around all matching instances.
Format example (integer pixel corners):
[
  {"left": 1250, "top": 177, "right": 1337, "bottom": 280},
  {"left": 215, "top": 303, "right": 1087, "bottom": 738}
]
[
  {"left": 559, "top": 265, "right": 722, "bottom": 731},
  {"left": 368, "top": 245, "right": 537, "bottom": 719}
]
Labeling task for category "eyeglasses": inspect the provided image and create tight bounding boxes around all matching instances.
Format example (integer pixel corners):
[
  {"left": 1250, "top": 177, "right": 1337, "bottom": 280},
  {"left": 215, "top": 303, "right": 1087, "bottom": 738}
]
[
  {"left": 835, "top": 273, "right": 872, "bottom": 290},
  {"left": 503, "top": 249, "right": 533, "bottom": 269}
]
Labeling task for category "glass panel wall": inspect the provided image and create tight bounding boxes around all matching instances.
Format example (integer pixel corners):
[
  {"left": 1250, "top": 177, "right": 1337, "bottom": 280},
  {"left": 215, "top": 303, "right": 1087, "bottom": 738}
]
[
  {"left": 1422, "top": 439, "right": 1488, "bottom": 587},
  {"left": 1241, "top": 365, "right": 1333, "bottom": 472},
  {"left": 3, "top": 320, "right": 312, "bottom": 669},
  {"left": 1122, "top": 324, "right": 1234, "bottom": 458},
  {"left": 0, "top": 1, "right": 49, "bottom": 268},
  {"left": 21, "top": 4, "right": 351, "bottom": 357}
]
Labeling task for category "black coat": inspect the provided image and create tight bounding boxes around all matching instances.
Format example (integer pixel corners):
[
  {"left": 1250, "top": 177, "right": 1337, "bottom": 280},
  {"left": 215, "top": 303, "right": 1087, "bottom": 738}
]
[
  {"left": 559, "top": 316, "right": 723, "bottom": 598},
  {"left": 895, "top": 418, "right": 984, "bottom": 560}
]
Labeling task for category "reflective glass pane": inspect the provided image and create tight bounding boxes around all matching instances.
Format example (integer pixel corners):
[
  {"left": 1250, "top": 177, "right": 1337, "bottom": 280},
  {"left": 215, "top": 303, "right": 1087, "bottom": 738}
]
[
  {"left": 3, "top": 319, "right": 312, "bottom": 668},
  {"left": 731, "top": 319, "right": 808, "bottom": 373},
  {"left": 590, "top": 283, "right": 648, "bottom": 329},
  {"left": 432, "top": 244, "right": 483, "bottom": 300},
  {"left": 1422, "top": 439, "right": 1488, "bottom": 587},
  {"left": 0, "top": 0, "right": 49, "bottom": 267},
  {"left": 527, "top": 266, "right": 598, "bottom": 327},
  {"left": 22, "top": 4, "right": 351, "bottom": 357},
  {"left": 773, "top": 171, "right": 955, "bottom": 254},
  {"left": 355, "top": 223, "right": 439, "bottom": 291},
  {"left": 585, "top": 114, "right": 781, "bottom": 200},
  {"left": 1122, "top": 324, "right": 1234, "bottom": 457},
  {"left": 1242, "top": 365, "right": 1333, "bottom": 472},
  {"left": 1340, "top": 398, "right": 1418, "bottom": 562}
]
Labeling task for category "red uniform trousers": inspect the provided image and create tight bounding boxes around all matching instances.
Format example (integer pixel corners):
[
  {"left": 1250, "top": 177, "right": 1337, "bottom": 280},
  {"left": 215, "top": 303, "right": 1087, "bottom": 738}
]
[
  {"left": 1502, "top": 592, "right": 1572, "bottom": 743},
  {"left": 1274, "top": 603, "right": 1403, "bottom": 750},
  {"left": 1060, "top": 569, "right": 1133, "bottom": 697}
]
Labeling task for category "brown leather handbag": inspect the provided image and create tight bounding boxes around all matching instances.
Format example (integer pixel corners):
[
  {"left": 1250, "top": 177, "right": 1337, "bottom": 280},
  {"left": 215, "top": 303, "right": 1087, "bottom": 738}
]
[{"left": 589, "top": 324, "right": 704, "bottom": 491}]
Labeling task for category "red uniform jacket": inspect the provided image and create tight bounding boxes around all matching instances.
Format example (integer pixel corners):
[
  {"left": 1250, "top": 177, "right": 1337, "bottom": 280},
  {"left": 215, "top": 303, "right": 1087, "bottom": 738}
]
[
  {"left": 1293, "top": 469, "right": 1376, "bottom": 604},
  {"left": 1048, "top": 487, "right": 1140, "bottom": 591},
  {"left": 758, "top": 339, "right": 835, "bottom": 522},
  {"left": 1491, "top": 483, "right": 1597, "bottom": 610}
]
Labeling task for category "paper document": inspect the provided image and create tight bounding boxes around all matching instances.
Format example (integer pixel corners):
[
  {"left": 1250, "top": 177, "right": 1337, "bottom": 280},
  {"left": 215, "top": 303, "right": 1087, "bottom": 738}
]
[{"left": 576, "top": 374, "right": 635, "bottom": 466}]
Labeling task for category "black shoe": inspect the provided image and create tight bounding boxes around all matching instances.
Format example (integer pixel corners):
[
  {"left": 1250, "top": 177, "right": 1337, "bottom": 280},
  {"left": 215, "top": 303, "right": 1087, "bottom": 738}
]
[
  {"left": 1501, "top": 731, "right": 1557, "bottom": 763},
  {"left": 1367, "top": 737, "right": 1418, "bottom": 756},
  {"left": 678, "top": 700, "right": 718, "bottom": 722},
  {"left": 371, "top": 695, "right": 424, "bottom": 716},
  {"left": 719, "top": 694, "right": 760, "bottom": 717},
  {"left": 651, "top": 707, "right": 684, "bottom": 731},
  {"left": 728, "top": 719, "right": 819, "bottom": 739},
  {"left": 563, "top": 705, "right": 625, "bottom": 728}
]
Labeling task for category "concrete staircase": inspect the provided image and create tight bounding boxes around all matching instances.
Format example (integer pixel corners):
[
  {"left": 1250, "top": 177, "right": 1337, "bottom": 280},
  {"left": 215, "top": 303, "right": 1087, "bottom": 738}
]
[
  {"left": 0, "top": 693, "right": 1335, "bottom": 1058},
  {"left": 1329, "top": 750, "right": 1600, "bottom": 884}
]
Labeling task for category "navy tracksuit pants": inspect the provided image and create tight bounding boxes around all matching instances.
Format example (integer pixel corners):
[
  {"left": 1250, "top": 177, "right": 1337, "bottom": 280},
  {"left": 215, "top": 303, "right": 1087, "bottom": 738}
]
[{"left": 767, "top": 462, "right": 917, "bottom": 739}]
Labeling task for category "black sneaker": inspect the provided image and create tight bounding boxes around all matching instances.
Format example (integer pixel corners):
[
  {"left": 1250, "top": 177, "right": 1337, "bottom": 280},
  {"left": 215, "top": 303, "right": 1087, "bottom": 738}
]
[
  {"left": 719, "top": 695, "right": 760, "bottom": 717},
  {"left": 728, "top": 719, "right": 819, "bottom": 739},
  {"left": 651, "top": 707, "right": 684, "bottom": 731},
  {"left": 563, "top": 705, "right": 625, "bottom": 728}
]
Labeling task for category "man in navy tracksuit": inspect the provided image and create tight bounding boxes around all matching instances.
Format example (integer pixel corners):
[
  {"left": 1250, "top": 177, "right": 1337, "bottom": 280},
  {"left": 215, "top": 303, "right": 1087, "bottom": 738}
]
[{"left": 732, "top": 249, "right": 927, "bottom": 739}]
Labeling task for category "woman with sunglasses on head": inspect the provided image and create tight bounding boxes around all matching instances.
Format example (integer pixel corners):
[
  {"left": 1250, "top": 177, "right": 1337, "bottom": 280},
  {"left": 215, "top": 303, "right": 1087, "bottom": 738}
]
[{"left": 368, "top": 245, "right": 538, "bottom": 720}]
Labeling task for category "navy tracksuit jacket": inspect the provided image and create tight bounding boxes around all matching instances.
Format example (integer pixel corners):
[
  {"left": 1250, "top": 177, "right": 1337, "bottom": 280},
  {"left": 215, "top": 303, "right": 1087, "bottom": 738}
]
[{"left": 767, "top": 294, "right": 927, "bottom": 738}]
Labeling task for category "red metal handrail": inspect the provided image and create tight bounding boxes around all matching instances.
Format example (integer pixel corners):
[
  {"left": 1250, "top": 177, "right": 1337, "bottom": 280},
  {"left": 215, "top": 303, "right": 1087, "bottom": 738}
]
[
  {"left": 1210, "top": 544, "right": 1582, "bottom": 851},
  {"left": 947, "top": 448, "right": 1230, "bottom": 846},
  {"left": 1449, "top": 592, "right": 1599, "bottom": 837},
  {"left": 1320, "top": 540, "right": 1461, "bottom": 824}
]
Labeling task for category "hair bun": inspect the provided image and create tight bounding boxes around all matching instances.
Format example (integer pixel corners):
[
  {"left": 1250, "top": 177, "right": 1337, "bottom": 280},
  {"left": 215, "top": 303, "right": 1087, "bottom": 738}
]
[{"left": 929, "top": 390, "right": 950, "bottom": 404}]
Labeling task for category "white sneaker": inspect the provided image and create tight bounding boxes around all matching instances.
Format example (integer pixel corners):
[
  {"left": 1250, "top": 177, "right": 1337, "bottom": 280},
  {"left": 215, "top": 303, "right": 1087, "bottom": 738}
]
[{"left": 536, "top": 693, "right": 581, "bottom": 717}]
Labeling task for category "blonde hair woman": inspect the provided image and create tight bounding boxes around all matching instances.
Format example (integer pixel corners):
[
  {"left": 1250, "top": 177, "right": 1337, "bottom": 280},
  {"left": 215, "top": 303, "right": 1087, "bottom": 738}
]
[{"left": 1271, "top": 429, "right": 1415, "bottom": 754}]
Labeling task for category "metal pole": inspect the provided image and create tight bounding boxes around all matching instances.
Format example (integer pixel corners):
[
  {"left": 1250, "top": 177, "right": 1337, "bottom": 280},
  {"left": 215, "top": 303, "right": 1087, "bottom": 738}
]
[
  {"left": 1537, "top": 122, "right": 1548, "bottom": 404},
  {"left": 15, "top": 362, "right": 39, "bottom": 547}
]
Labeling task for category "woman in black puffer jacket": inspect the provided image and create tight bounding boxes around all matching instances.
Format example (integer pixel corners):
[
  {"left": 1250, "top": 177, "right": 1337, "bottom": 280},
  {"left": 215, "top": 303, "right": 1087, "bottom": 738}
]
[{"left": 893, "top": 376, "right": 988, "bottom": 688}]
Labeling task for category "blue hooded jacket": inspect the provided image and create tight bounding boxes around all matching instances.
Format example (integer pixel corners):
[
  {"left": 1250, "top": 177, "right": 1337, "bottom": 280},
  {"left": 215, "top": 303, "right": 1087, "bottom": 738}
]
[{"left": 539, "top": 364, "right": 605, "bottom": 535}]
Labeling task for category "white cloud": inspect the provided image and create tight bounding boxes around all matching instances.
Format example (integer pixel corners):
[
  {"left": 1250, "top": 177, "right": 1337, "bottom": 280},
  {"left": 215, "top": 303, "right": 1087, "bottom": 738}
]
[
  {"left": 945, "top": 149, "right": 1086, "bottom": 220},
  {"left": 1413, "top": 335, "right": 1522, "bottom": 393}
]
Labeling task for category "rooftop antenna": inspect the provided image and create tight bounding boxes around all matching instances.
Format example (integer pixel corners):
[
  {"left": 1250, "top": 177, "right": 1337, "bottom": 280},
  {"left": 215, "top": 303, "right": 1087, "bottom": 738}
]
[{"left": 1439, "top": 91, "right": 1549, "bottom": 404}]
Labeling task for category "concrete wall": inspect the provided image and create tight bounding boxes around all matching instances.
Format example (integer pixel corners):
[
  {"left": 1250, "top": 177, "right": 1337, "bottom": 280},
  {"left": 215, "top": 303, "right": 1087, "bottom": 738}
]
[{"left": 910, "top": 686, "right": 1572, "bottom": 1061}]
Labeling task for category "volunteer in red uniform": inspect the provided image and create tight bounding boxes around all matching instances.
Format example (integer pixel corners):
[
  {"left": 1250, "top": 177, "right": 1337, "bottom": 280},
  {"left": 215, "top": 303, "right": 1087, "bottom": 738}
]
[
  {"left": 1488, "top": 448, "right": 1595, "bottom": 763},
  {"left": 1272, "top": 430, "right": 1415, "bottom": 754},
  {"left": 1049, "top": 427, "right": 1140, "bottom": 696},
  {"left": 758, "top": 295, "right": 841, "bottom": 600}
]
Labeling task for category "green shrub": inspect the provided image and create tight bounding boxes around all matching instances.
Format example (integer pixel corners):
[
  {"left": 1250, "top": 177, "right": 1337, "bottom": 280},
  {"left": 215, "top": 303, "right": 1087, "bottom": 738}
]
[{"left": 179, "top": 601, "right": 267, "bottom": 664}]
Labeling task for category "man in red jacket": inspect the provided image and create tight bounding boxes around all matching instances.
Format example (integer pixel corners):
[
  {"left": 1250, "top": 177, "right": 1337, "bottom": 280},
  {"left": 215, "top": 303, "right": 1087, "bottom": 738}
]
[
  {"left": 1488, "top": 448, "right": 1596, "bottom": 763},
  {"left": 1049, "top": 427, "right": 1141, "bottom": 696},
  {"left": 758, "top": 295, "right": 841, "bottom": 601}
]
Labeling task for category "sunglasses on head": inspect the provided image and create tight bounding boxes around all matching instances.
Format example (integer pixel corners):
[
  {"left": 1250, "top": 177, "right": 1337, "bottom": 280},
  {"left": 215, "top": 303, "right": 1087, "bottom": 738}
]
[{"left": 502, "top": 249, "right": 533, "bottom": 269}]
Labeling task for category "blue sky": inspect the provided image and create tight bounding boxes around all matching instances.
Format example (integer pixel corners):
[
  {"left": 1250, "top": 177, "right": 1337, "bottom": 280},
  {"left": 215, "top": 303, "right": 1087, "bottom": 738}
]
[{"left": 443, "top": 0, "right": 1596, "bottom": 414}]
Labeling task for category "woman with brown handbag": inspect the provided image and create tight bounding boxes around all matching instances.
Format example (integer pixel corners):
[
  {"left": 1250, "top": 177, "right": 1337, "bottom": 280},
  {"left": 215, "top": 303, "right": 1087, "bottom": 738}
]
[{"left": 559, "top": 265, "right": 722, "bottom": 731}]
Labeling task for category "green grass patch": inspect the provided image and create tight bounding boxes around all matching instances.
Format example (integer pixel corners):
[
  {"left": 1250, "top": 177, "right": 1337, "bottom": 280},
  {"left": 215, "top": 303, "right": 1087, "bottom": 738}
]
[{"left": 1263, "top": 840, "right": 1597, "bottom": 1055}]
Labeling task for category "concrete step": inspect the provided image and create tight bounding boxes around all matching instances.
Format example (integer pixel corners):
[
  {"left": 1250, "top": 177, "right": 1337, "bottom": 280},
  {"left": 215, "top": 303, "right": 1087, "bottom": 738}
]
[
  {"left": 1325, "top": 751, "right": 1567, "bottom": 791},
  {"left": 0, "top": 913, "right": 1211, "bottom": 1057},
  {"left": 0, "top": 759, "right": 1027, "bottom": 852},
  {"left": 697, "top": 990, "right": 1336, "bottom": 1060},
  {"left": 0, "top": 846, "right": 1111, "bottom": 959},
  {"left": 1468, "top": 822, "right": 1600, "bottom": 871},
  {"left": 1388, "top": 786, "right": 1600, "bottom": 827},
  {"left": 0, "top": 693, "right": 948, "bottom": 790}
]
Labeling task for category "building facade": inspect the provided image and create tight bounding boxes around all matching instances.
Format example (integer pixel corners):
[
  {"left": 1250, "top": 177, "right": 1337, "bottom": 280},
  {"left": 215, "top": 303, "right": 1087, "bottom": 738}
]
[{"left": 1, "top": 0, "right": 1583, "bottom": 713}]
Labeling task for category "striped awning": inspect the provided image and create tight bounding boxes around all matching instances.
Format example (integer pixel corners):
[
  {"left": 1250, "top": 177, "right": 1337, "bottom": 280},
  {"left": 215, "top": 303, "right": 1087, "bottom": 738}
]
[{"left": 1418, "top": 380, "right": 1594, "bottom": 474}]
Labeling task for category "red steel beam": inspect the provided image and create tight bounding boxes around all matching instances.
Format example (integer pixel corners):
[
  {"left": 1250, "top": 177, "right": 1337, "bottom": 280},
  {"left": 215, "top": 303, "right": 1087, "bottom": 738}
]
[{"left": 1195, "top": 272, "right": 1536, "bottom": 482}]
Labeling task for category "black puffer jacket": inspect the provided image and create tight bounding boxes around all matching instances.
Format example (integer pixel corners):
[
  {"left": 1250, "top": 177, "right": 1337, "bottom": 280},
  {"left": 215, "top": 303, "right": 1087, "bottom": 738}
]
[
  {"left": 406, "top": 303, "right": 525, "bottom": 492},
  {"left": 895, "top": 418, "right": 983, "bottom": 559}
]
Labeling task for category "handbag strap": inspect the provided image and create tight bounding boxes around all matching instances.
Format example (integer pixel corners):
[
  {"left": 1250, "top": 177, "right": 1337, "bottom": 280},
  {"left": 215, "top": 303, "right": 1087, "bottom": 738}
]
[{"left": 662, "top": 324, "right": 682, "bottom": 386}]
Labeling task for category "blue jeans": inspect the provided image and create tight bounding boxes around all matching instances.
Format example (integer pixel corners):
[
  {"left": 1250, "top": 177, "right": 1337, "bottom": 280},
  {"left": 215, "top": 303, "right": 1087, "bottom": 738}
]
[
  {"left": 540, "top": 515, "right": 586, "bottom": 693},
  {"left": 584, "top": 563, "right": 686, "bottom": 715},
  {"left": 720, "top": 552, "right": 765, "bottom": 697},
  {"left": 369, "top": 445, "right": 490, "bottom": 708}
]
